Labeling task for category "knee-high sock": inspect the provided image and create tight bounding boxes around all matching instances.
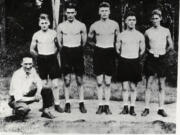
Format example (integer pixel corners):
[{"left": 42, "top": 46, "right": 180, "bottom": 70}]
[
  {"left": 64, "top": 84, "right": 70, "bottom": 103},
  {"left": 78, "top": 85, "right": 84, "bottom": 102},
  {"left": 97, "top": 85, "right": 103, "bottom": 105},
  {"left": 145, "top": 88, "right": 151, "bottom": 108},
  {"left": 130, "top": 89, "right": 137, "bottom": 106},
  {"left": 105, "top": 85, "right": 111, "bottom": 105},
  {"left": 52, "top": 86, "right": 60, "bottom": 105},
  {"left": 122, "top": 90, "right": 129, "bottom": 106}
]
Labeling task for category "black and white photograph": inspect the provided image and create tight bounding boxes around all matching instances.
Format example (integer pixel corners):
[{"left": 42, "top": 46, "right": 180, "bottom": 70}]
[{"left": 0, "top": 0, "right": 179, "bottom": 134}]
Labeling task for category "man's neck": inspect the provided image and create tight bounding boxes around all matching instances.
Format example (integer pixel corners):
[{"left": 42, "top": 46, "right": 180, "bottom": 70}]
[
  {"left": 41, "top": 29, "right": 49, "bottom": 33},
  {"left": 67, "top": 19, "right": 76, "bottom": 23},
  {"left": 127, "top": 27, "right": 135, "bottom": 31},
  {"left": 100, "top": 18, "right": 109, "bottom": 22},
  {"left": 153, "top": 24, "right": 161, "bottom": 29}
]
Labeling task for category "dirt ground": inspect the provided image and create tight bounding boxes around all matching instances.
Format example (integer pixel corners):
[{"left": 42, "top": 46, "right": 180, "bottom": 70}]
[{"left": 0, "top": 77, "right": 177, "bottom": 134}]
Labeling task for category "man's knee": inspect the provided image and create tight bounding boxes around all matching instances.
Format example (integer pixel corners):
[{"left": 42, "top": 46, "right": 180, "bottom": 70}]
[
  {"left": 104, "top": 75, "right": 111, "bottom": 87},
  {"left": 97, "top": 83, "right": 102, "bottom": 87},
  {"left": 122, "top": 82, "right": 129, "bottom": 91},
  {"left": 76, "top": 76, "right": 83, "bottom": 86},
  {"left": 52, "top": 79, "right": 60, "bottom": 90},
  {"left": 130, "top": 83, "right": 137, "bottom": 92},
  {"left": 64, "top": 75, "right": 71, "bottom": 87}
]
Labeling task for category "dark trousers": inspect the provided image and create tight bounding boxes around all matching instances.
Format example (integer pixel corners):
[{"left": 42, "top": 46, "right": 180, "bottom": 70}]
[{"left": 41, "top": 88, "right": 54, "bottom": 109}]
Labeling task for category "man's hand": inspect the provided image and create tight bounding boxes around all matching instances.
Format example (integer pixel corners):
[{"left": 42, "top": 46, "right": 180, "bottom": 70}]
[
  {"left": 34, "top": 95, "right": 41, "bottom": 102},
  {"left": 116, "top": 48, "right": 120, "bottom": 55}
]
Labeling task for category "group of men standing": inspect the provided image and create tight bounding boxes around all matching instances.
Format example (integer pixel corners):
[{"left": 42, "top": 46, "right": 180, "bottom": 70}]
[{"left": 8, "top": 2, "right": 173, "bottom": 119}]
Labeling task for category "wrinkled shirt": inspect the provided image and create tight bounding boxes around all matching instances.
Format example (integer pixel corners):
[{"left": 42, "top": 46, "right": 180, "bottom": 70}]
[{"left": 9, "top": 68, "right": 42, "bottom": 101}]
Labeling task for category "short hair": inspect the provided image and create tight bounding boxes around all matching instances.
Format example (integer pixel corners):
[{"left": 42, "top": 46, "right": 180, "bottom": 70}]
[
  {"left": 65, "top": 2, "right": 77, "bottom": 10},
  {"left": 99, "top": 2, "right": 110, "bottom": 9},
  {"left": 151, "top": 9, "right": 162, "bottom": 17},
  {"left": 21, "top": 53, "right": 33, "bottom": 62},
  {"left": 124, "top": 11, "right": 136, "bottom": 20},
  {"left": 39, "top": 13, "right": 50, "bottom": 21}
]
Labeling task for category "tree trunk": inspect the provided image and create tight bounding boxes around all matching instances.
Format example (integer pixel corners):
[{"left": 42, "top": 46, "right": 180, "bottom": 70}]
[
  {"left": 0, "top": 2, "right": 5, "bottom": 49},
  {"left": 51, "top": 0, "right": 60, "bottom": 30}
]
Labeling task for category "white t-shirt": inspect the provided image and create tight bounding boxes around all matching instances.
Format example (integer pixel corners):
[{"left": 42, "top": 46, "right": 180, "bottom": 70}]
[
  {"left": 32, "top": 29, "right": 57, "bottom": 55},
  {"left": 57, "top": 19, "right": 86, "bottom": 48},
  {"left": 89, "top": 19, "right": 119, "bottom": 48},
  {"left": 118, "top": 30, "right": 145, "bottom": 59},
  {"left": 9, "top": 68, "right": 42, "bottom": 101},
  {"left": 145, "top": 26, "right": 171, "bottom": 55}
]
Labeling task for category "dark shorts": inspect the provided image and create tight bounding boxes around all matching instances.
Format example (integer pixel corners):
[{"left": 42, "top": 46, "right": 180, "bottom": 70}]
[
  {"left": 37, "top": 54, "right": 61, "bottom": 79},
  {"left": 144, "top": 52, "right": 167, "bottom": 78},
  {"left": 60, "top": 46, "right": 84, "bottom": 76},
  {"left": 93, "top": 46, "right": 115, "bottom": 76},
  {"left": 117, "top": 57, "right": 142, "bottom": 83}
]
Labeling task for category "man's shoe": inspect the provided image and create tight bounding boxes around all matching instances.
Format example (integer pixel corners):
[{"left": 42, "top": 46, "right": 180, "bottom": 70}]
[
  {"left": 120, "top": 105, "right": 128, "bottom": 114},
  {"left": 39, "top": 108, "right": 44, "bottom": 112},
  {"left": 157, "top": 109, "right": 168, "bottom": 117},
  {"left": 41, "top": 111, "right": 55, "bottom": 119},
  {"left": 103, "top": 105, "right": 112, "bottom": 115},
  {"left": 129, "top": 106, "right": 137, "bottom": 116},
  {"left": 141, "top": 108, "right": 150, "bottom": 116},
  {"left": 96, "top": 105, "right": 103, "bottom": 114},
  {"left": 54, "top": 105, "right": 64, "bottom": 113},
  {"left": 79, "top": 102, "right": 87, "bottom": 113},
  {"left": 64, "top": 103, "right": 71, "bottom": 113}
]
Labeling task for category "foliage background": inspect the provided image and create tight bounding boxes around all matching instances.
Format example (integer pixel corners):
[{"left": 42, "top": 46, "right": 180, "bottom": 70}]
[{"left": 0, "top": 0, "right": 179, "bottom": 86}]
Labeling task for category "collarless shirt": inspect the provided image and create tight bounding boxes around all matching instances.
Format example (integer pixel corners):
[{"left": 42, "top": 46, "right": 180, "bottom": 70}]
[
  {"left": 32, "top": 29, "right": 57, "bottom": 55},
  {"left": 145, "top": 26, "right": 170, "bottom": 55},
  {"left": 9, "top": 68, "right": 42, "bottom": 101},
  {"left": 90, "top": 19, "right": 119, "bottom": 48},
  {"left": 118, "top": 30, "right": 145, "bottom": 59},
  {"left": 57, "top": 19, "right": 86, "bottom": 48}
]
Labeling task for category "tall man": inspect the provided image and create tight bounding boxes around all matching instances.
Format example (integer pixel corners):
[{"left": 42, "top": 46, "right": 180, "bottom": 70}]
[
  {"left": 8, "top": 55, "right": 42, "bottom": 119},
  {"left": 116, "top": 11, "right": 145, "bottom": 116},
  {"left": 88, "top": 2, "right": 119, "bottom": 114},
  {"left": 30, "top": 13, "right": 63, "bottom": 119},
  {"left": 57, "top": 3, "right": 87, "bottom": 113},
  {"left": 141, "top": 9, "right": 173, "bottom": 117}
]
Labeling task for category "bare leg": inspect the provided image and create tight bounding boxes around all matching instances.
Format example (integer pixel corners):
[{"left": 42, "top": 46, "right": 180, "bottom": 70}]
[
  {"left": 122, "top": 81, "right": 129, "bottom": 106},
  {"left": 104, "top": 75, "right": 111, "bottom": 105},
  {"left": 158, "top": 77, "right": 166, "bottom": 109},
  {"left": 129, "top": 82, "right": 137, "bottom": 107},
  {"left": 51, "top": 78, "right": 60, "bottom": 105},
  {"left": 145, "top": 76, "right": 154, "bottom": 109},
  {"left": 64, "top": 74, "right": 71, "bottom": 103},
  {"left": 96, "top": 75, "right": 104, "bottom": 114},
  {"left": 76, "top": 75, "right": 84, "bottom": 102},
  {"left": 96, "top": 75, "right": 104, "bottom": 105}
]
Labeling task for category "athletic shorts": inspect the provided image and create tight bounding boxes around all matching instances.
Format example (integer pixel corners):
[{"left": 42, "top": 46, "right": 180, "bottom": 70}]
[
  {"left": 144, "top": 52, "right": 167, "bottom": 78},
  {"left": 117, "top": 57, "right": 142, "bottom": 83},
  {"left": 60, "top": 46, "right": 84, "bottom": 76},
  {"left": 37, "top": 54, "right": 61, "bottom": 79},
  {"left": 93, "top": 46, "right": 115, "bottom": 76}
]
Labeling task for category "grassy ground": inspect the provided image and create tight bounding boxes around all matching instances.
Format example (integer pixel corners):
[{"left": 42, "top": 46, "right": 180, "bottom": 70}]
[{"left": 0, "top": 76, "right": 177, "bottom": 134}]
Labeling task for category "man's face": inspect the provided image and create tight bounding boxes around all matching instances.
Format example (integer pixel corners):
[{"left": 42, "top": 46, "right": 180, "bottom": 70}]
[
  {"left": 65, "top": 8, "right": 76, "bottom": 22},
  {"left": 21, "top": 58, "right": 33, "bottom": 74},
  {"left": 39, "top": 19, "right": 50, "bottom": 31},
  {"left": 151, "top": 14, "right": 161, "bottom": 27},
  {"left": 99, "top": 7, "right": 110, "bottom": 20},
  {"left": 125, "top": 16, "right": 136, "bottom": 29}
]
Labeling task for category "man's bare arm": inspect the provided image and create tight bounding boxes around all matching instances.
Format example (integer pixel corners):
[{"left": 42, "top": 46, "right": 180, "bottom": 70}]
[
  {"left": 115, "top": 34, "right": 121, "bottom": 55},
  {"left": 57, "top": 26, "right": 63, "bottom": 49},
  {"left": 139, "top": 35, "right": 145, "bottom": 56},
  {"left": 30, "top": 38, "right": 38, "bottom": 57},
  {"left": 88, "top": 25, "right": 96, "bottom": 46},
  {"left": 81, "top": 25, "right": 87, "bottom": 46},
  {"left": 166, "top": 30, "right": 174, "bottom": 51}
]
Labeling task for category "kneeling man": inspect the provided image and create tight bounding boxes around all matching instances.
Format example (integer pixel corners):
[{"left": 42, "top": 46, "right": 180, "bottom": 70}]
[{"left": 8, "top": 55, "right": 42, "bottom": 119}]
